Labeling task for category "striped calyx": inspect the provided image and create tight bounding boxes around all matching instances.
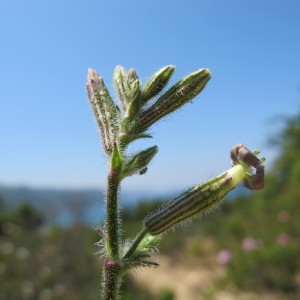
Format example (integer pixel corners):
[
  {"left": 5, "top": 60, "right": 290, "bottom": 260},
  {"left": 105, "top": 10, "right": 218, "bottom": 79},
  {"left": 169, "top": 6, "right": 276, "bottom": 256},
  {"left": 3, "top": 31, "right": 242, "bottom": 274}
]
[
  {"left": 144, "top": 144, "right": 265, "bottom": 235},
  {"left": 140, "top": 65, "right": 175, "bottom": 103},
  {"left": 144, "top": 171, "right": 233, "bottom": 235},
  {"left": 136, "top": 68, "right": 211, "bottom": 131}
]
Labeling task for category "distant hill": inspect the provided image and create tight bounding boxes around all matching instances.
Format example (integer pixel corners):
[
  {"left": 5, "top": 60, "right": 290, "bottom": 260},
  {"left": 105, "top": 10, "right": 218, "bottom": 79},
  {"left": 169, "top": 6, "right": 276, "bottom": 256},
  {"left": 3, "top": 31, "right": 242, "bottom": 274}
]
[
  {"left": 0, "top": 183, "right": 248, "bottom": 226},
  {"left": 0, "top": 184, "right": 172, "bottom": 225},
  {"left": 0, "top": 184, "right": 103, "bottom": 225}
]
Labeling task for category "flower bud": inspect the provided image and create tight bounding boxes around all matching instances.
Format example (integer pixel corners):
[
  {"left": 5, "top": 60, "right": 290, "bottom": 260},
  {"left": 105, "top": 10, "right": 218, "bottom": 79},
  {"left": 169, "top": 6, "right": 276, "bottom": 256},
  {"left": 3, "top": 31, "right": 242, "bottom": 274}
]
[
  {"left": 141, "top": 65, "right": 175, "bottom": 103},
  {"left": 86, "top": 69, "right": 119, "bottom": 154},
  {"left": 113, "top": 66, "right": 141, "bottom": 112},
  {"left": 136, "top": 68, "right": 211, "bottom": 131},
  {"left": 124, "top": 80, "right": 141, "bottom": 121},
  {"left": 113, "top": 65, "right": 128, "bottom": 110},
  {"left": 127, "top": 69, "right": 139, "bottom": 86}
]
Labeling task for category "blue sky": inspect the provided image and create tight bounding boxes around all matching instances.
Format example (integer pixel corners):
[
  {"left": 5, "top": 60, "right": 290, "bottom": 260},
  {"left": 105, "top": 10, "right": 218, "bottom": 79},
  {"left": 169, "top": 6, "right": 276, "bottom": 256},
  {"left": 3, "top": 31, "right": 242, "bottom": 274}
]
[{"left": 1, "top": 0, "right": 300, "bottom": 192}]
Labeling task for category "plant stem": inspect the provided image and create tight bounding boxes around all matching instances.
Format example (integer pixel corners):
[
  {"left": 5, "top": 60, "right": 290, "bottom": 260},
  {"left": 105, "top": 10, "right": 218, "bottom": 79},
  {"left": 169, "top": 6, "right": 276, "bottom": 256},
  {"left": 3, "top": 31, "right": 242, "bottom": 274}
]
[
  {"left": 103, "top": 258, "right": 121, "bottom": 300},
  {"left": 106, "top": 171, "right": 120, "bottom": 260},
  {"left": 102, "top": 171, "right": 121, "bottom": 299}
]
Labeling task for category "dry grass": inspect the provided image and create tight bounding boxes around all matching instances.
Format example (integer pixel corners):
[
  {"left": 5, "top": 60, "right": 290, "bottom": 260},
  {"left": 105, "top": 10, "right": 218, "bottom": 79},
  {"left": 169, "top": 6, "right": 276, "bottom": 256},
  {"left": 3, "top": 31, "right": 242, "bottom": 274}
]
[{"left": 130, "top": 254, "right": 293, "bottom": 300}]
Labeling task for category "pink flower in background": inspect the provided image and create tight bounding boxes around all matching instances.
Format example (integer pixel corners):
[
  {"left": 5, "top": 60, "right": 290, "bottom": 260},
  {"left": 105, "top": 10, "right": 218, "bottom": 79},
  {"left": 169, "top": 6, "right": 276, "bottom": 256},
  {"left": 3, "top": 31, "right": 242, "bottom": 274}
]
[
  {"left": 217, "top": 249, "right": 232, "bottom": 264},
  {"left": 242, "top": 237, "right": 260, "bottom": 251},
  {"left": 276, "top": 233, "right": 290, "bottom": 246}
]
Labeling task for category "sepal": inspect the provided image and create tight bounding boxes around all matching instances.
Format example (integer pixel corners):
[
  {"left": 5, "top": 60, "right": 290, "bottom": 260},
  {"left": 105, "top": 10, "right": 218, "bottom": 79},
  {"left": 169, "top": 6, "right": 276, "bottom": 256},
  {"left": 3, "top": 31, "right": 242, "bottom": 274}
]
[{"left": 121, "top": 146, "right": 158, "bottom": 178}]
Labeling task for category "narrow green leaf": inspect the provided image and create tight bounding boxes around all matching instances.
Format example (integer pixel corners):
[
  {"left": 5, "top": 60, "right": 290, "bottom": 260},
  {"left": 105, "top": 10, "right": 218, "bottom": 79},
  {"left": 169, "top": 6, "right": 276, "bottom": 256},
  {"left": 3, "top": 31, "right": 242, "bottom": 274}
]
[{"left": 121, "top": 146, "right": 158, "bottom": 178}]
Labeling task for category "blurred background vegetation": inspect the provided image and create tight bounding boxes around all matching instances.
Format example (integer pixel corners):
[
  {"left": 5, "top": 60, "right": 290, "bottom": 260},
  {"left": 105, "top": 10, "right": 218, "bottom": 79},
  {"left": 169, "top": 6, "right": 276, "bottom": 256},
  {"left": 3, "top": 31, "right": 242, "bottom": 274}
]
[{"left": 1, "top": 109, "right": 300, "bottom": 299}]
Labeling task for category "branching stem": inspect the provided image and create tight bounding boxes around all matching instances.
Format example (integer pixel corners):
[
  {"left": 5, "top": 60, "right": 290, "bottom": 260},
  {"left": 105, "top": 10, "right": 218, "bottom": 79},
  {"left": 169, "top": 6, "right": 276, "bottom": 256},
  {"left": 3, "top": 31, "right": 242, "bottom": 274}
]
[{"left": 85, "top": 66, "right": 264, "bottom": 300}]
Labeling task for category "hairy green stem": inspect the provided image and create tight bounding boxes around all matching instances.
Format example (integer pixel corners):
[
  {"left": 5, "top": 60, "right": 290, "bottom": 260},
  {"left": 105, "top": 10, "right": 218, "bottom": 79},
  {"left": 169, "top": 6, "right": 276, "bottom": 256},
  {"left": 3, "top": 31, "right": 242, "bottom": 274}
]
[
  {"left": 102, "top": 171, "right": 122, "bottom": 300},
  {"left": 106, "top": 172, "right": 121, "bottom": 260},
  {"left": 103, "top": 259, "right": 121, "bottom": 300}
]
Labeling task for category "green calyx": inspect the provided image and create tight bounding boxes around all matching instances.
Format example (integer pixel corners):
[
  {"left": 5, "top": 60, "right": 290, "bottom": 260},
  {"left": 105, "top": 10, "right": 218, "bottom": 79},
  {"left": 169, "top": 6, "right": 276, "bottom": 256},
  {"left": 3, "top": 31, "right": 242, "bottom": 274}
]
[
  {"left": 144, "top": 171, "right": 233, "bottom": 235},
  {"left": 113, "top": 65, "right": 211, "bottom": 136},
  {"left": 113, "top": 66, "right": 141, "bottom": 113},
  {"left": 143, "top": 144, "right": 265, "bottom": 236},
  {"left": 136, "top": 68, "right": 211, "bottom": 131},
  {"left": 141, "top": 65, "right": 175, "bottom": 103}
]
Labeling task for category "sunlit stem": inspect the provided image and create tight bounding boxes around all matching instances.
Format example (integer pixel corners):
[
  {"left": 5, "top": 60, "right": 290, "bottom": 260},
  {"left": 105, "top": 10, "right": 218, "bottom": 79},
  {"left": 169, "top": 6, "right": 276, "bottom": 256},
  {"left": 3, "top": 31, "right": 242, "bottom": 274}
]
[
  {"left": 106, "top": 173, "right": 121, "bottom": 260},
  {"left": 103, "top": 259, "right": 121, "bottom": 300}
]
